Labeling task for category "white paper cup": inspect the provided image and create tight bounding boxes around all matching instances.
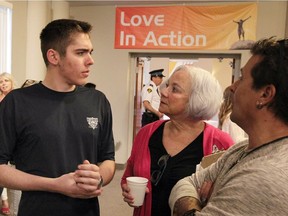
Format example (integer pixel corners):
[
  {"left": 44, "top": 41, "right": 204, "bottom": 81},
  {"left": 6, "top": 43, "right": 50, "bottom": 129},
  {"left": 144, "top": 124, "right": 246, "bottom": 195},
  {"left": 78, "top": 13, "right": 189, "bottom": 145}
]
[{"left": 126, "top": 176, "right": 148, "bottom": 207}]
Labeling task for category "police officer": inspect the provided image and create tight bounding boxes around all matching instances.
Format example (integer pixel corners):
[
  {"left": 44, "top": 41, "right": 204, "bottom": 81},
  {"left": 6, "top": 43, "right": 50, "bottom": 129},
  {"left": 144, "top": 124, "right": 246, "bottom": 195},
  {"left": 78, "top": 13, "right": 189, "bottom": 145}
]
[{"left": 141, "top": 69, "right": 165, "bottom": 127}]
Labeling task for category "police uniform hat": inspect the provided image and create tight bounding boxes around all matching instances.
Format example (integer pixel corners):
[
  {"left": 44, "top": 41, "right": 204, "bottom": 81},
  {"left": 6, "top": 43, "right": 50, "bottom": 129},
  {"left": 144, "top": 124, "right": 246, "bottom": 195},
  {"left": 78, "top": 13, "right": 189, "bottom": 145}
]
[{"left": 149, "top": 69, "right": 165, "bottom": 77}]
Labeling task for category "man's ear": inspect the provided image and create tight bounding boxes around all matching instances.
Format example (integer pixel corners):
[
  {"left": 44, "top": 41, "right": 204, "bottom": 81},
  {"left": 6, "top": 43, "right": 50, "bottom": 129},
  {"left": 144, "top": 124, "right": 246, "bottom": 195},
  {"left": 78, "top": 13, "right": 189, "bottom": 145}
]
[
  {"left": 47, "top": 49, "right": 59, "bottom": 65},
  {"left": 260, "top": 84, "right": 276, "bottom": 105}
]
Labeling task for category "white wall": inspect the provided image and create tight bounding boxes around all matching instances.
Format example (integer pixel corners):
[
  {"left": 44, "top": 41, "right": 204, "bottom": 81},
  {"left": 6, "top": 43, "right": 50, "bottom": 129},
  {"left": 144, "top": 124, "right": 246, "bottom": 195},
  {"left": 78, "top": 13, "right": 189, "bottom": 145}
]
[
  {"left": 10, "top": 1, "right": 70, "bottom": 86},
  {"left": 10, "top": 1, "right": 27, "bottom": 85},
  {"left": 25, "top": 1, "right": 50, "bottom": 80},
  {"left": 9, "top": 1, "right": 288, "bottom": 164}
]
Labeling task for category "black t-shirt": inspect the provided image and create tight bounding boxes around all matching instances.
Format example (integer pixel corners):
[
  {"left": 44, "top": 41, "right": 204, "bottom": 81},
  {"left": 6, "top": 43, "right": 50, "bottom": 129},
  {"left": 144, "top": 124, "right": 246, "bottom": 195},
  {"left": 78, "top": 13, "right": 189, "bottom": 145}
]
[
  {"left": 0, "top": 83, "right": 115, "bottom": 216},
  {"left": 149, "top": 121, "right": 203, "bottom": 216}
]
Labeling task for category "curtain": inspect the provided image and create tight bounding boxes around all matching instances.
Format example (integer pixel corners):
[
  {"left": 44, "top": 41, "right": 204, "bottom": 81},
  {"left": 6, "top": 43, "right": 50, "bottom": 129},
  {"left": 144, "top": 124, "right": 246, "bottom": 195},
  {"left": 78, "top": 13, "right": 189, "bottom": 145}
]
[{"left": 0, "top": 3, "right": 12, "bottom": 73}]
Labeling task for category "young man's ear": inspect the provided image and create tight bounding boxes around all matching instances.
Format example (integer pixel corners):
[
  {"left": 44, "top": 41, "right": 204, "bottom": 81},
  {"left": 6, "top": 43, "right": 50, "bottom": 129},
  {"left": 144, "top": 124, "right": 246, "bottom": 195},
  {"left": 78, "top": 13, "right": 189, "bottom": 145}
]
[{"left": 47, "top": 49, "right": 59, "bottom": 65}]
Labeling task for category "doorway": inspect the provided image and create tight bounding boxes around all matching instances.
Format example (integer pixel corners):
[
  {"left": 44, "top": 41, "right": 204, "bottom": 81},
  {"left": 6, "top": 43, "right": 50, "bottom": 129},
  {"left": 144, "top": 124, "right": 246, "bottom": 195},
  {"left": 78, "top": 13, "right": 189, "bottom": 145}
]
[{"left": 131, "top": 53, "right": 241, "bottom": 141}]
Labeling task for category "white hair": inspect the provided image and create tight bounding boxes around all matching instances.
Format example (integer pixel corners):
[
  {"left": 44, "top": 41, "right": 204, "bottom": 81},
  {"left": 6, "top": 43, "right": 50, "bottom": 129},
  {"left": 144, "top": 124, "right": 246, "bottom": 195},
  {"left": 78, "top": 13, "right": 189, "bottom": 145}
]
[{"left": 173, "top": 65, "right": 222, "bottom": 120}]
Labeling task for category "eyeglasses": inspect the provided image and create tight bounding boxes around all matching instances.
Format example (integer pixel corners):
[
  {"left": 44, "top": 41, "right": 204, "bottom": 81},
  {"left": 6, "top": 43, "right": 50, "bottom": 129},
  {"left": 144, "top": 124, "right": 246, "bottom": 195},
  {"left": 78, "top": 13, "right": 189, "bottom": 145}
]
[{"left": 151, "top": 154, "right": 170, "bottom": 186}]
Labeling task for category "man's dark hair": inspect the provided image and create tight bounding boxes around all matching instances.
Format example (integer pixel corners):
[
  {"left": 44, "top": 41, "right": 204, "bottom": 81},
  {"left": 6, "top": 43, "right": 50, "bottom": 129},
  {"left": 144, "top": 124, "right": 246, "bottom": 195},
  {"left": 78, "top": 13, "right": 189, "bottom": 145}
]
[
  {"left": 40, "top": 19, "right": 92, "bottom": 66},
  {"left": 250, "top": 37, "right": 288, "bottom": 123}
]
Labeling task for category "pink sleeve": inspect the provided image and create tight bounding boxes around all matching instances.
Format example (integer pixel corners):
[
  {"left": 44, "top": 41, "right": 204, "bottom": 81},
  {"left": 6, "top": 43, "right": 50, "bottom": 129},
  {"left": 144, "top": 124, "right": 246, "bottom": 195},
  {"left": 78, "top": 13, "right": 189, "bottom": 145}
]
[
  {"left": 120, "top": 120, "right": 166, "bottom": 185},
  {"left": 120, "top": 126, "right": 148, "bottom": 185},
  {"left": 203, "top": 123, "right": 234, "bottom": 156}
]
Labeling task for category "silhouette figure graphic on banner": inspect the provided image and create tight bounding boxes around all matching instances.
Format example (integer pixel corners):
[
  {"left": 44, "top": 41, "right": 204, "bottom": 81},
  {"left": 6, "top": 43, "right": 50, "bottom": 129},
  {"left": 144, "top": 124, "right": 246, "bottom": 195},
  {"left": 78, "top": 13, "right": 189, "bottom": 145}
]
[{"left": 233, "top": 16, "right": 251, "bottom": 40}]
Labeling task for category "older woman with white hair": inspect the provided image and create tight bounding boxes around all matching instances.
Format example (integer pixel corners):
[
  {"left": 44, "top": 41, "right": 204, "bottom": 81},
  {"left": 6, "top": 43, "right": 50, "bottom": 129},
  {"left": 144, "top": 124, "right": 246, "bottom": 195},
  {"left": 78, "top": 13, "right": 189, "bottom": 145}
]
[{"left": 121, "top": 65, "right": 234, "bottom": 216}]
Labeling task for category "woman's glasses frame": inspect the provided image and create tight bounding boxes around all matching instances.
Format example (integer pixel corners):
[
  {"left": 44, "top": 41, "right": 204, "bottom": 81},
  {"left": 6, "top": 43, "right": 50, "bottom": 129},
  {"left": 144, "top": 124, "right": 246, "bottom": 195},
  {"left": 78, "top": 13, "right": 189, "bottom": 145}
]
[{"left": 151, "top": 154, "right": 170, "bottom": 186}]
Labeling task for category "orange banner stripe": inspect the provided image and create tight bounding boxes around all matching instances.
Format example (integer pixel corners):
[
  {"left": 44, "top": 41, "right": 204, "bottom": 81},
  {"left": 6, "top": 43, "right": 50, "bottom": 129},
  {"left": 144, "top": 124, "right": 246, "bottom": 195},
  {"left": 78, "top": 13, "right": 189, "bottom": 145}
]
[{"left": 115, "top": 3, "right": 257, "bottom": 50}]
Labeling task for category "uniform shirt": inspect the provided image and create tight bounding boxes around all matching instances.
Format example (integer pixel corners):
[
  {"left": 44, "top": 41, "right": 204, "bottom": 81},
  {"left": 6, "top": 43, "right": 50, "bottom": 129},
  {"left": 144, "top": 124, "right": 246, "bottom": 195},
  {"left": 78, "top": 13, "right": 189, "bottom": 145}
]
[{"left": 141, "top": 81, "right": 160, "bottom": 113}]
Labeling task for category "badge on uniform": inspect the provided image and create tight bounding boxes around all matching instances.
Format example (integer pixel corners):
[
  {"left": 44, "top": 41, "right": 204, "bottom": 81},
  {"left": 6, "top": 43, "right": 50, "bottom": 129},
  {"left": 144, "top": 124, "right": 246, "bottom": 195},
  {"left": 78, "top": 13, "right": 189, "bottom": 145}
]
[{"left": 147, "top": 89, "right": 152, "bottom": 93}]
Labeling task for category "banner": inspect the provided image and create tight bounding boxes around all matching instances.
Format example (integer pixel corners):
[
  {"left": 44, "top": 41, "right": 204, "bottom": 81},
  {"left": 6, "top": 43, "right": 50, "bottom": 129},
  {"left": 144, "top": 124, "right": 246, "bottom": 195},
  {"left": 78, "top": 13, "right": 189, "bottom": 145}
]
[{"left": 115, "top": 3, "right": 257, "bottom": 50}]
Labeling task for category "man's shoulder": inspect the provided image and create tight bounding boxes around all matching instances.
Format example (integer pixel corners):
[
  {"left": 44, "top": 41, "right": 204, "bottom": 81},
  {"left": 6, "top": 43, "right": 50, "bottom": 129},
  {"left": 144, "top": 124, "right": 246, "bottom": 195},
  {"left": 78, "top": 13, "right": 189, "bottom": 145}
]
[
  {"left": 5, "top": 83, "right": 39, "bottom": 98},
  {"left": 77, "top": 85, "right": 105, "bottom": 95}
]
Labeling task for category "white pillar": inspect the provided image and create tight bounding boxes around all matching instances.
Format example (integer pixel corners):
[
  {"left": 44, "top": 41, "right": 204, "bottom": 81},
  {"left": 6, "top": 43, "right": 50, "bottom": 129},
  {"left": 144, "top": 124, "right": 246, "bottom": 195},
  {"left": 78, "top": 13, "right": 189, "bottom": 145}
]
[
  {"left": 25, "top": 1, "right": 50, "bottom": 81},
  {"left": 52, "top": 1, "right": 69, "bottom": 20}
]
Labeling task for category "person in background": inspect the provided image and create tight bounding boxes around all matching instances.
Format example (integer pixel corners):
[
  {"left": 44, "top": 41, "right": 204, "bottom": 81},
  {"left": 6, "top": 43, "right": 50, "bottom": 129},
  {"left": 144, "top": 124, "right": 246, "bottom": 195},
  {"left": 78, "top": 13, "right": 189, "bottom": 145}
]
[
  {"left": 0, "top": 72, "right": 16, "bottom": 215},
  {"left": 218, "top": 86, "right": 246, "bottom": 143},
  {"left": 0, "top": 72, "right": 16, "bottom": 102},
  {"left": 20, "top": 79, "right": 39, "bottom": 88},
  {"left": 141, "top": 69, "right": 165, "bottom": 127},
  {"left": 0, "top": 19, "right": 115, "bottom": 216},
  {"left": 121, "top": 65, "right": 234, "bottom": 216},
  {"left": 169, "top": 37, "right": 288, "bottom": 216}
]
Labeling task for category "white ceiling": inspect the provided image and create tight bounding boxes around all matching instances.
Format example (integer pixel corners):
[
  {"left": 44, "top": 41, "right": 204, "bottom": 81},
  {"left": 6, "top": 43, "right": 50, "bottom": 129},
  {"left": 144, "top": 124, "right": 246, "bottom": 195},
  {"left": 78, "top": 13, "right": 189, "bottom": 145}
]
[{"left": 68, "top": 0, "right": 258, "bottom": 7}]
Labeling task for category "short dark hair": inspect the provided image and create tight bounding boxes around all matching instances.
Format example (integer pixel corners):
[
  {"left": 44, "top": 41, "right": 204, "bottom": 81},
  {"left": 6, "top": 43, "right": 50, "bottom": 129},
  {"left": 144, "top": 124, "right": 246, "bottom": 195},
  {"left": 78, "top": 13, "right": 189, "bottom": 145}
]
[
  {"left": 250, "top": 37, "right": 288, "bottom": 123},
  {"left": 40, "top": 19, "right": 92, "bottom": 66}
]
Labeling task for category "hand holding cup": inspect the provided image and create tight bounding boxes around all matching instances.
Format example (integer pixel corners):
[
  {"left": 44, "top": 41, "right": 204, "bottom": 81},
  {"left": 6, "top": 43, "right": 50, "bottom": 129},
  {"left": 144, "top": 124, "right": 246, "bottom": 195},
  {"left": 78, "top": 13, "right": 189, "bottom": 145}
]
[{"left": 126, "top": 177, "right": 148, "bottom": 207}]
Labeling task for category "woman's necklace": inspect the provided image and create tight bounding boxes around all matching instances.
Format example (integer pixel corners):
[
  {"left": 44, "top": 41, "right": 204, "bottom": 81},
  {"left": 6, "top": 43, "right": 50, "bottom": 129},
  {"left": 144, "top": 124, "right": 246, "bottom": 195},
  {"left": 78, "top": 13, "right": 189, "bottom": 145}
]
[{"left": 235, "top": 135, "right": 288, "bottom": 165}]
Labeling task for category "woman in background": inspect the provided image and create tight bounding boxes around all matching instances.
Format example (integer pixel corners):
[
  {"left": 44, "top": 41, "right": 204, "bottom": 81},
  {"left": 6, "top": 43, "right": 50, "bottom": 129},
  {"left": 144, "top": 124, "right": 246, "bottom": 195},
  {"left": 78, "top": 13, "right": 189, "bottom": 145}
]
[
  {"left": 0, "top": 72, "right": 16, "bottom": 102},
  {"left": 218, "top": 87, "right": 247, "bottom": 143},
  {"left": 121, "top": 65, "right": 234, "bottom": 216}
]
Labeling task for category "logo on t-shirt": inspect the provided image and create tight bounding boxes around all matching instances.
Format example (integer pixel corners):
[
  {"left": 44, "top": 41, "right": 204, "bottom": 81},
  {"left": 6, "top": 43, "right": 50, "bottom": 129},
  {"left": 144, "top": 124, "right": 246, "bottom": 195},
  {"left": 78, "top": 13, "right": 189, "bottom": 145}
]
[{"left": 87, "top": 117, "right": 98, "bottom": 130}]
